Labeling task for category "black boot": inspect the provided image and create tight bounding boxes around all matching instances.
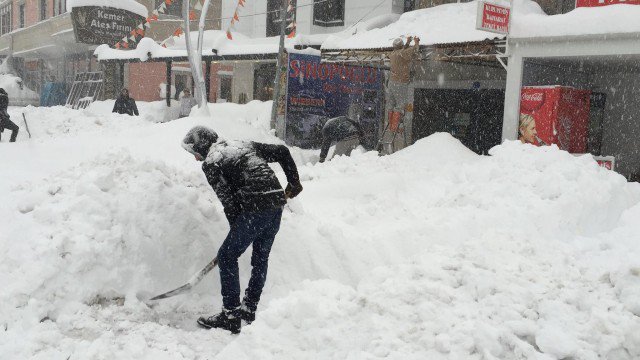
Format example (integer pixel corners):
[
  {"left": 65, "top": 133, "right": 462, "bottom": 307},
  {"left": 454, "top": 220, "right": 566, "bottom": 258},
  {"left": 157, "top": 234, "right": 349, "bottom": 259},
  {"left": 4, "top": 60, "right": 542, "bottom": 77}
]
[
  {"left": 197, "top": 308, "right": 241, "bottom": 334},
  {"left": 240, "top": 303, "right": 256, "bottom": 324}
]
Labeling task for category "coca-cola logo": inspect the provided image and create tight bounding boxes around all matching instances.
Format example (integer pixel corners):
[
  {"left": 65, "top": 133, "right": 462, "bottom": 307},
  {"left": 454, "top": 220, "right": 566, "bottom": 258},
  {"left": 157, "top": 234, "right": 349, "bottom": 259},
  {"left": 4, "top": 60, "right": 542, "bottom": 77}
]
[{"left": 520, "top": 91, "right": 545, "bottom": 111}]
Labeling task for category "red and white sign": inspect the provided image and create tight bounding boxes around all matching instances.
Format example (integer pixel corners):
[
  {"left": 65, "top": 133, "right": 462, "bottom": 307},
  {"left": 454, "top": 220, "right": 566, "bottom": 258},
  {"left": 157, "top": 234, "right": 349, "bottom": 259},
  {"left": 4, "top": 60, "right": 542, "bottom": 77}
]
[
  {"left": 476, "top": 1, "right": 510, "bottom": 35},
  {"left": 594, "top": 156, "right": 616, "bottom": 170},
  {"left": 576, "top": 0, "right": 640, "bottom": 7},
  {"left": 519, "top": 86, "right": 592, "bottom": 154}
]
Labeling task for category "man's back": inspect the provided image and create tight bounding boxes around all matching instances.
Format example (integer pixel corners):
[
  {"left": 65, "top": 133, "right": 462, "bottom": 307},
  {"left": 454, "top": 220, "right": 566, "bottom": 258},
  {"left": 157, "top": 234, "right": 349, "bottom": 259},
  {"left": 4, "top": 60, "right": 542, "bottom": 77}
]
[{"left": 389, "top": 47, "right": 416, "bottom": 84}]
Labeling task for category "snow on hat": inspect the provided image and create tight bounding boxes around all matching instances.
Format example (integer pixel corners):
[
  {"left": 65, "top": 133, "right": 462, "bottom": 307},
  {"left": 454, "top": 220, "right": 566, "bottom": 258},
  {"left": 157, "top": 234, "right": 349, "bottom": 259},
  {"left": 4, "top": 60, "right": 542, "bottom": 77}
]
[
  {"left": 393, "top": 38, "right": 404, "bottom": 49},
  {"left": 182, "top": 126, "right": 219, "bottom": 159}
]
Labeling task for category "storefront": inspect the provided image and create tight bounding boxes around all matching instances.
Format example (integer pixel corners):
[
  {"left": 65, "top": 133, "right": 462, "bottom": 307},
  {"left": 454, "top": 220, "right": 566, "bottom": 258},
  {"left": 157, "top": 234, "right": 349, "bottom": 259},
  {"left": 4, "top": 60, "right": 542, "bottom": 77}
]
[{"left": 503, "top": 32, "right": 640, "bottom": 181}]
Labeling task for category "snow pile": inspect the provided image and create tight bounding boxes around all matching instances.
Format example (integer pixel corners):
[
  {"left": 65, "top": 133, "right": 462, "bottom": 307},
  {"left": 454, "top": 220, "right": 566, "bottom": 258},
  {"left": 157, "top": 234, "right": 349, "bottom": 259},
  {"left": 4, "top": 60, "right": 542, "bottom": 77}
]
[
  {"left": 66, "top": 0, "right": 148, "bottom": 18},
  {"left": 2, "top": 153, "right": 223, "bottom": 309},
  {"left": 1, "top": 101, "right": 640, "bottom": 359}
]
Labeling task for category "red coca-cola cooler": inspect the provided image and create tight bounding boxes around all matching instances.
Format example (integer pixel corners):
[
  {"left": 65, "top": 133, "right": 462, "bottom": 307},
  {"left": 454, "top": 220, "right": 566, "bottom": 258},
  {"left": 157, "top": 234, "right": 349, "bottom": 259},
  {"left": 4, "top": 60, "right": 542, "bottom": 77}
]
[{"left": 519, "top": 86, "right": 591, "bottom": 154}]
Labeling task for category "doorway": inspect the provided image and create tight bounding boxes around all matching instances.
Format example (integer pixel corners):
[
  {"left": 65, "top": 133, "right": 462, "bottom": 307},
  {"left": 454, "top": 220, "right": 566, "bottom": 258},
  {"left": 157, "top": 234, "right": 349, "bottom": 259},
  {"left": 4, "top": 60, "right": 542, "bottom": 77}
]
[{"left": 413, "top": 89, "right": 505, "bottom": 155}]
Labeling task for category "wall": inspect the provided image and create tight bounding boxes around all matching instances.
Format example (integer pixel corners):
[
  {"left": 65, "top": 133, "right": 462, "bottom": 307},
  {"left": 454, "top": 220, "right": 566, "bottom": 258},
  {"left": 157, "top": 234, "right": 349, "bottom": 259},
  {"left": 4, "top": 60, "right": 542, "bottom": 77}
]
[{"left": 221, "top": 0, "right": 398, "bottom": 38}]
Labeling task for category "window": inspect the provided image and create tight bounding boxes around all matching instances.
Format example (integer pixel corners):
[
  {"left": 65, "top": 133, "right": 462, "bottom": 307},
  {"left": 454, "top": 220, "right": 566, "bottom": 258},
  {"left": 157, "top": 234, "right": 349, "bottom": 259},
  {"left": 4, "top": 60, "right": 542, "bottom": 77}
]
[
  {"left": 54, "top": 0, "right": 67, "bottom": 16},
  {"left": 40, "top": 0, "right": 47, "bottom": 20},
  {"left": 404, "top": 0, "right": 415, "bottom": 12},
  {"left": 19, "top": 4, "right": 25, "bottom": 28},
  {"left": 156, "top": 0, "right": 183, "bottom": 17},
  {"left": 313, "top": 0, "right": 344, "bottom": 27},
  {"left": 267, "top": 0, "right": 296, "bottom": 37},
  {"left": 0, "top": 3, "right": 12, "bottom": 35}
]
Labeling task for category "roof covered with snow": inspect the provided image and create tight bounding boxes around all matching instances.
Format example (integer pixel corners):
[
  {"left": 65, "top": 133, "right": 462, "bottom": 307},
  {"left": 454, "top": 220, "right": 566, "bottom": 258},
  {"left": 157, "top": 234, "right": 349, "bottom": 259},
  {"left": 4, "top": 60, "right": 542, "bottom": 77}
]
[
  {"left": 94, "top": 0, "right": 640, "bottom": 61},
  {"left": 511, "top": 4, "right": 640, "bottom": 40},
  {"left": 94, "top": 30, "right": 325, "bottom": 61},
  {"left": 67, "top": 0, "right": 148, "bottom": 18}
]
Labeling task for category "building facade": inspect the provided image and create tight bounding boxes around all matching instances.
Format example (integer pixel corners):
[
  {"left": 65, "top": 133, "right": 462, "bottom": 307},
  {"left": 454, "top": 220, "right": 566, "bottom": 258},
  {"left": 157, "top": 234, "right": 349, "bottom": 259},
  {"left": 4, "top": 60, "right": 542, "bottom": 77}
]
[
  {"left": 219, "top": 0, "right": 411, "bottom": 104},
  {"left": 0, "top": 0, "right": 220, "bottom": 103}
]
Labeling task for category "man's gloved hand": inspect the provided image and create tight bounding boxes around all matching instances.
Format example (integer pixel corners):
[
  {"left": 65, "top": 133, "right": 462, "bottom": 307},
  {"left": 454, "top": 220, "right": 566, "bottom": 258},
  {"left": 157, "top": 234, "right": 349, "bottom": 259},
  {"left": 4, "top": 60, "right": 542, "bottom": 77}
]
[
  {"left": 318, "top": 157, "right": 325, "bottom": 164},
  {"left": 285, "top": 182, "right": 303, "bottom": 199}
]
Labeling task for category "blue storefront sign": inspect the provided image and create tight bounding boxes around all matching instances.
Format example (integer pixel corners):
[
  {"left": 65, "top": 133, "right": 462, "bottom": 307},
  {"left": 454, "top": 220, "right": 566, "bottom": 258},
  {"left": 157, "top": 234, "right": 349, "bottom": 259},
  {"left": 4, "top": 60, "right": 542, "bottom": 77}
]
[{"left": 285, "top": 52, "right": 384, "bottom": 149}]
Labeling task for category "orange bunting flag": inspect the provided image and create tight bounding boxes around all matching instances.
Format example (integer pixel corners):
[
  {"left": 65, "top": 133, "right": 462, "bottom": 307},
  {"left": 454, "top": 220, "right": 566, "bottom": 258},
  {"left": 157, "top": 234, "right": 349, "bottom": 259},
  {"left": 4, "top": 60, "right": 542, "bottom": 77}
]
[
  {"left": 115, "top": 42, "right": 121, "bottom": 49},
  {"left": 233, "top": 11, "right": 239, "bottom": 21},
  {"left": 226, "top": 30, "right": 233, "bottom": 40},
  {"left": 136, "top": 29, "right": 145, "bottom": 36},
  {"left": 162, "top": 44, "right": 167, "bottom": 48},
  {"left": 123, "top": 42, "right": 130, "bottom": 49},
  {"left": 165, "top": 0, "right": 172, "bottom": 5},
  {"left": 173, "top": 27, "right": 184, "bottom": 36},
  {"left": 189, "top": 10, "right": 197, "bottom": 20},
  {"left": 239, "top": 0, "right": 245, "bottom": 6}
]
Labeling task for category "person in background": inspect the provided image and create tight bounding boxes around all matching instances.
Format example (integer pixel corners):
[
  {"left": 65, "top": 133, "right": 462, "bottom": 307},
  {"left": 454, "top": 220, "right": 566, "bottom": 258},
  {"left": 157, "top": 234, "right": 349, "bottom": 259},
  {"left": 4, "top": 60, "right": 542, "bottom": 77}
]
[
  {"left": 0, "top": 88, "right": 19, "bottom": 142},
  {"left": 179, "top": 88, "right": 197, "bottom": 118},
  {"left": 387, "top": 36, "right": 420, "bottom": 132},
  {"left": 112, "top": 88, "right": 139, "bottom": 116},
  {"left": 318, "top": 116, "right": 364, "bottom": 163},
  {"left": 182, "top": 126, "right": 303, "bottom": 334}
]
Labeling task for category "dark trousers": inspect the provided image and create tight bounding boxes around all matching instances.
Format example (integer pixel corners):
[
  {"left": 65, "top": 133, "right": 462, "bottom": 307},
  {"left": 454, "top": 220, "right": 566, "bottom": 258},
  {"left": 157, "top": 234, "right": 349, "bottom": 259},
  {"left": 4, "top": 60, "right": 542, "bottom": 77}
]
[
  {"left": 0, "top": 118, "right": 19, "bottom": 142},
  {"left": 218, "top": 207, "right": 283, "bottom": 311}
]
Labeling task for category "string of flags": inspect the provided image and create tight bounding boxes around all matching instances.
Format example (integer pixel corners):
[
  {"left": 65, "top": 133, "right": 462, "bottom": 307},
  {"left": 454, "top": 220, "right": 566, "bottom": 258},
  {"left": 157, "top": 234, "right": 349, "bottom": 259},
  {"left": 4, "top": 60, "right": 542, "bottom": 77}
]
[
  {"left": 115, "top": 0, "right": 204, "bottom": 49},
  {"left": 226, "top": 0, "right": 246, "bottom": 40},
  {"left": 226, "top": 0, "right": 296, "bottom": 41}
]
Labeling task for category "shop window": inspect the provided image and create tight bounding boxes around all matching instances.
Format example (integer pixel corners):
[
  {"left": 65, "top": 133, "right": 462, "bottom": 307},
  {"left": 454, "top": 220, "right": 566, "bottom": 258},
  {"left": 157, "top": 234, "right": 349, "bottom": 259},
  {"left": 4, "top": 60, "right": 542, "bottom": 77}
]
[
  {"left": 54, "top": 0, "right": 67, "bottom": 16},
  {"left": 267, "top": 0, "right": 296, "bottom": 37},
  {"left": 19, "top": 4, "right": 25, "bottom": 28},
  {"left": 40, "top": 0, "right": 47, "bottom": 21},
  {"left": 313, "top": 0, "right": 345, "bottom": 27},
  {"left": 0, "top": 3, "right": 12, "bottom": 35},
  {"left": 219, "top": 76, "right": 232, "bottom": 102}
]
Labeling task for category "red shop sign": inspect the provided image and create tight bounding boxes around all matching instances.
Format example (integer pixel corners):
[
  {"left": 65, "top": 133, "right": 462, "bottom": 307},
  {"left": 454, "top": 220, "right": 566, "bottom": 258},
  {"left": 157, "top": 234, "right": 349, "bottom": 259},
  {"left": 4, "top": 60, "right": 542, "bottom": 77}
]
[{"left": 476, "top": 1, "right": 510, "bottom": 35}]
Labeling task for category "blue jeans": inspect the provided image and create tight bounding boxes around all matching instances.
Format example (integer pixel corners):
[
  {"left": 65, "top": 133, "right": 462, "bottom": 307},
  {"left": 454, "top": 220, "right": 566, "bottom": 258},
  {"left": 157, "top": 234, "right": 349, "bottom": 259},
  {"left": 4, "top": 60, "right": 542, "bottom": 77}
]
[{"left": 217, "top": 207, "right": 283, "bottom": 311}]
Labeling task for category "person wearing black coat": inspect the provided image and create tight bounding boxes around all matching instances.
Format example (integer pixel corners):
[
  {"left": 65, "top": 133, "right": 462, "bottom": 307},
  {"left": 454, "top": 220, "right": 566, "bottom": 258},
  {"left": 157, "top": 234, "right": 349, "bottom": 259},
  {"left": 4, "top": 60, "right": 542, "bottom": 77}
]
[
  {"left": 112, "top": 88, "right": 139, "bottom": 116},
  {"left": 0, "top": 88, "right": 19, "bottom": 142},
  {"left": 182, "top": 126, "right": 303, "bottom": 334},
  {"left": 318, "top": 116, "right": 364, "bottom": 163}
]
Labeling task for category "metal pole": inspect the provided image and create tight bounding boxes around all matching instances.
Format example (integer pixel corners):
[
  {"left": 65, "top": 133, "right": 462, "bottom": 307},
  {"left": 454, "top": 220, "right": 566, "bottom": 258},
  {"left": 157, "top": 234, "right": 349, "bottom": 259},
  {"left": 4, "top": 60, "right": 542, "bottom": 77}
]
[
  {"left": 183, "top": 0, "right": 208, "bottom": 113},
  {"left": 166, "top": 60, "right": 172, "bottom": 107},
  {"left": 270, "top": 0, "right": 289, "bottom": 131},
  {"left": 205, "top": 59, "right": 212, "bottom": 102}
]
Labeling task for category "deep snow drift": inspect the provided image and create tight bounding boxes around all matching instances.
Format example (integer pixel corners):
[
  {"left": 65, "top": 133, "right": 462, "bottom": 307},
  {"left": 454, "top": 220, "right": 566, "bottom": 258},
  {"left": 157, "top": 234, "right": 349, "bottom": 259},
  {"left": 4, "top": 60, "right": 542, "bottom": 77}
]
[{"left": 1, "top": 102, "right": 640, "bottom": 359}]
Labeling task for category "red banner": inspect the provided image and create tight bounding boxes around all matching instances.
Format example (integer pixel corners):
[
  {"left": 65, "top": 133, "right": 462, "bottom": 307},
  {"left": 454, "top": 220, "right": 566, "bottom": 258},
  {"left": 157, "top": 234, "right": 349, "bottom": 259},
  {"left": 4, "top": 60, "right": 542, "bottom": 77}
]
[
  {"left": 476, "top": 1, "right": 510, "bottom": 35},
  {"left": 576, "top": 0, "right": 640, "bottom": 7}
]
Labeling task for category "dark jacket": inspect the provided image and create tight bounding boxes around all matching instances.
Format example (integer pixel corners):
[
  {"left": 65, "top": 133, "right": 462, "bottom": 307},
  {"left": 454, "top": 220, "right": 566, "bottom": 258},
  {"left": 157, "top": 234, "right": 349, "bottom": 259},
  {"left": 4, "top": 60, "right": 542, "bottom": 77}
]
[
  {"left": 319, "top": 116, "right": 364, "bottom": 161},
  {"left": 203, "top": 140, "right": 300, "bottom": 224},
  {"left": 112, "top": 96, "right": 139, "bottom": 116}
]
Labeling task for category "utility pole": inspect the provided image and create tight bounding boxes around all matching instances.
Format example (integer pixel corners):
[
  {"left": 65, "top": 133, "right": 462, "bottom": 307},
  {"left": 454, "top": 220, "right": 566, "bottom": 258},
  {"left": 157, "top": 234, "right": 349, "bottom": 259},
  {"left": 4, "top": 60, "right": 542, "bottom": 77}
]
[{"left": 270, "top": 0, "right": 289, "bottom": 132}]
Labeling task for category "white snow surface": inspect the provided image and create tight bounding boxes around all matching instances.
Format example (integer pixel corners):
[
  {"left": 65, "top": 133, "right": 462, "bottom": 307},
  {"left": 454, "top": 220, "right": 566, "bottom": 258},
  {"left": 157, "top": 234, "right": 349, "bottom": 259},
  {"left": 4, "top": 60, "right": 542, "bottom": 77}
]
[
  {"left": 66, "top": 0, "right": 148, "bottom": 18},
  {"left": 511, "top": 4, "right": 640, "bottom": 39},
  {"left": 2, "top": 102, "right": 640, "bottom": 359}
]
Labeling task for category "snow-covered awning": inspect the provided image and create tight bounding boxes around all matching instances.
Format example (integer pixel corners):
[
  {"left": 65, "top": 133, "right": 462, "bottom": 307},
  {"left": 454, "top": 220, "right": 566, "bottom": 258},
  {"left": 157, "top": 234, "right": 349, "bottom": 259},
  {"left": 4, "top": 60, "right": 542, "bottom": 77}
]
[{"left": 94, "top": 30, "right": 325, "bottom": 62}]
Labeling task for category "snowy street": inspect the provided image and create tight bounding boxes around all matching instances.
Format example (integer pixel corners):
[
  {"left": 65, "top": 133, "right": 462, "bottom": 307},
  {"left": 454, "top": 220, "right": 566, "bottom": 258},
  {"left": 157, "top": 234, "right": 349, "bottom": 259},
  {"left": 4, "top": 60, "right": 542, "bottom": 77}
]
[{"left": 1, "top": 102, "right": 639, "bottom": 359}]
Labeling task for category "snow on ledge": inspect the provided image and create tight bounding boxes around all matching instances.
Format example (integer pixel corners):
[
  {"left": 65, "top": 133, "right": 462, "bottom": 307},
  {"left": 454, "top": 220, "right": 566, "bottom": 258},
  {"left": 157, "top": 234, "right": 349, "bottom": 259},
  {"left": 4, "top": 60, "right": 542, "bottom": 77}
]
[{"left": 67, "top": 0, "right": 148, "bottom": 18}]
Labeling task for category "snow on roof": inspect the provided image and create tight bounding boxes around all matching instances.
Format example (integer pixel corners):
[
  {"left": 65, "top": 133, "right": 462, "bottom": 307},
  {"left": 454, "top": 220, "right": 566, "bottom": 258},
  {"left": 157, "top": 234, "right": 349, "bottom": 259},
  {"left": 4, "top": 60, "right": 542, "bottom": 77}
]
[
  {"left": 67, "top": 0, "right": 148, "bottom": 18},
  {"left": 511, "top": 4, "right": 640, "bottom": 39},
  {"left": 94, "top": 30, "right": 325, "bottom": 61},
  {"left": 321, "top": 1, "right": 530, "bottom": 50}
]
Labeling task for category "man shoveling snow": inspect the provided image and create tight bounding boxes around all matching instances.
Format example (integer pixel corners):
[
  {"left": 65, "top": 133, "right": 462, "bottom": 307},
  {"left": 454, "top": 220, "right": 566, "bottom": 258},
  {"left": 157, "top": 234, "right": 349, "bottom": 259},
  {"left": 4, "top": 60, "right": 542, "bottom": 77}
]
[{"left": 182, "top": 126, "right": 303, "bottom": 334}]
